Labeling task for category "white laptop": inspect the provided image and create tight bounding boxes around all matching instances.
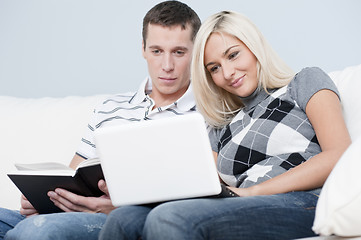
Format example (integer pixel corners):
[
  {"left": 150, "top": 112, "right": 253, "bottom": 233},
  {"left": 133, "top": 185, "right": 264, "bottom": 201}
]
[{"left": 94, "top": 113, "right": 222, "bottom": 206}]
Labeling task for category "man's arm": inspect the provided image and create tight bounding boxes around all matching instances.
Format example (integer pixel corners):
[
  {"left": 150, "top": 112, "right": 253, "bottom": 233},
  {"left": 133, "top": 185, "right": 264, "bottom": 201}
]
[{"left": 69, "top": 154, "right": 86, "bottom": 169}]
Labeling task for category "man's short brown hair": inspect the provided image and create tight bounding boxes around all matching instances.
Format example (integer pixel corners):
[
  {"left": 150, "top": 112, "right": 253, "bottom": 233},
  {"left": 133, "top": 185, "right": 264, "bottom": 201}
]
[{"left": 142, "top": 1, "right": 201, "bottom": 48}]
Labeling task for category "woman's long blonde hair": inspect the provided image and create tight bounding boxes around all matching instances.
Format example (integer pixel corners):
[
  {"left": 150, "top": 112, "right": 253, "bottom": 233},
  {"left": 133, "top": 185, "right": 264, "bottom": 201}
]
[{"left": 191, "top": 11, "right": 295, "bottom": 128}]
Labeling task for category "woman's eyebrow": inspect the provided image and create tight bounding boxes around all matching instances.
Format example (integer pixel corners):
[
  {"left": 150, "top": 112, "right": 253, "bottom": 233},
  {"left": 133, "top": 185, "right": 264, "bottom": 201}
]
[
  {"left": 205, "top": 61, "right": 215, "bottom": 68},
  {"left": 205, "top": 45, "right": 239, "bottom": 68},
  {"left": 223, "top": 45, "right": 239, "bottom": 56}
]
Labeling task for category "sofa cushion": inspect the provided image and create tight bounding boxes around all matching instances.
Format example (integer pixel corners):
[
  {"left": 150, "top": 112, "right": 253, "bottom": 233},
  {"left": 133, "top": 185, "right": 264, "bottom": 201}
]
[
  {"left": 0, "top": 95, "right": 108, "bottom": 210},
  {"left": 328, "top": 64, "right": 361, "bottom": 141},
  {"left": 313, "top": 137, "right": 361, "bottom": 237}
]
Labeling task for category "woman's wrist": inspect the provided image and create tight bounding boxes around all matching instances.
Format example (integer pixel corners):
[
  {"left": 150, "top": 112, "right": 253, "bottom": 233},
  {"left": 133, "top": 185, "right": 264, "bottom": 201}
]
[{"left": 247, "top": 184, "right": 262, "bottom": 196}]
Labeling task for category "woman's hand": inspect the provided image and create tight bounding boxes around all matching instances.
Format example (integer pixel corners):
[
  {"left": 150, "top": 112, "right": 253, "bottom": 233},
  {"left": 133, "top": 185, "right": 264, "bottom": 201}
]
[
  {"left": 48, "top": 179, "right": 115, "bottom": 214},
  {"left": 227, "top": 186, "right": 259, "bottom": 197}
]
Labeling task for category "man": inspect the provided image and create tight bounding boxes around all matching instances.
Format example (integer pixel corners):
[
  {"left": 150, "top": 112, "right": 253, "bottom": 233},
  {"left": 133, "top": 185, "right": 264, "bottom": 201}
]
[{"left": 0, "top": 1, "right": 201, "bottom": 239}]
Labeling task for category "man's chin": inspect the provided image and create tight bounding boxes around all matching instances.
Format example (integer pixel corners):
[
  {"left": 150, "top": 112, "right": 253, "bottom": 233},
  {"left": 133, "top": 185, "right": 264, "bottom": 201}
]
[{"left": 156, "top": 86, "right": 187, "bottom": 97}]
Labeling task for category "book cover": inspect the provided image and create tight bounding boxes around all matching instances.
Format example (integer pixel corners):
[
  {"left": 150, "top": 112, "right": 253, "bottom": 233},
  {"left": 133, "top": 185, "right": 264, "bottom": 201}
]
[{"left": 7, "top": 159, "right": 104, "bottom": 214}]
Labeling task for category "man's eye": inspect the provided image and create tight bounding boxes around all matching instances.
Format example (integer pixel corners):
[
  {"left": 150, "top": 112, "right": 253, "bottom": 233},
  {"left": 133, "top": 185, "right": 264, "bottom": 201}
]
[
  {"left": 152, "top": 50, "right": 161, "bottom": 55},
  {"left": 175, "top": 50, "right": 185, "bottom": 56}
]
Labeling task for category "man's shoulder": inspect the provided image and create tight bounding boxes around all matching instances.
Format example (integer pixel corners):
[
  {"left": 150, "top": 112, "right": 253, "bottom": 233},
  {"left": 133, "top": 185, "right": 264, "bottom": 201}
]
[
  {"left": 94, "top": 91, "right": 137, "bottom": 110},
  {"left": 104, "top": 92, "right": 136, "bottom": 102}
]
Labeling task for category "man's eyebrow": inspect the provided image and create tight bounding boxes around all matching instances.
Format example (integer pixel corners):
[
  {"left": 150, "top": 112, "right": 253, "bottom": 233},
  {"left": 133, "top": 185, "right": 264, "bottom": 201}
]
[
  {"left": 173, "top": 46, "right": 189, "bottom": 51},
  {"left": 148, "top": 45, "right": 160, "bottom": 49},
  {"left": 148, "top": 45, "right": 189, "bottom": 51}
]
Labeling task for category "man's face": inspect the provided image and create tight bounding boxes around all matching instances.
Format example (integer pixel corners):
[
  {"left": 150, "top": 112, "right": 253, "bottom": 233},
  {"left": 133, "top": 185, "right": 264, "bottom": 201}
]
[{"left": 142, "top": 24, "right": 194, "bottom": 103}]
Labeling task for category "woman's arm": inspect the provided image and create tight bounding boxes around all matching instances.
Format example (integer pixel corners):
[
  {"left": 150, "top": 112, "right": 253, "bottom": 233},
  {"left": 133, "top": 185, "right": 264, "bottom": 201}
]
[{"left": 231, "top": 89, "right": 351, "bottom": 197}]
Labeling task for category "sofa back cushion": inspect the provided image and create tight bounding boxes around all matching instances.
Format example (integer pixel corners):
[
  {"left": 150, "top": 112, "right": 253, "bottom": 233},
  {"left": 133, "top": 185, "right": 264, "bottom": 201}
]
[
  {"left": 328, "top": 64, "right": 361, "bottom": 141},
  {"left": 0, "top": 95, "right": 108, "bottom": 210},
  {"left": 313, "top": 137, "right": 361, "bottom": 236}
]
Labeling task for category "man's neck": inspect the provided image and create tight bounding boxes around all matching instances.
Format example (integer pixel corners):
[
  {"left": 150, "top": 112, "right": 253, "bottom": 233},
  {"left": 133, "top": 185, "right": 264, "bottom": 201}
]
[{"left": 149, "top": 86, "right": 188, "bottom": 109}]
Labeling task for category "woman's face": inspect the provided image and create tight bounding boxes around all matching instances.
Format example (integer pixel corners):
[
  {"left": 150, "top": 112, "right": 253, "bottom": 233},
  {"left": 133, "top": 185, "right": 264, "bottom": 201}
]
[{"left": 204, "top": 32, "right": 259, "bottom": 98}]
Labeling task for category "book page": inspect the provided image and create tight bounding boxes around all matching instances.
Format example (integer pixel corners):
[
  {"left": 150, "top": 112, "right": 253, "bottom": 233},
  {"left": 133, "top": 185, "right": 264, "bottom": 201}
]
[
  {"left": 14, "top": 162, "right": 71, "bottom": 171},
  {"left": 9, "top": 170, "right": 75, "bottom": 176}
]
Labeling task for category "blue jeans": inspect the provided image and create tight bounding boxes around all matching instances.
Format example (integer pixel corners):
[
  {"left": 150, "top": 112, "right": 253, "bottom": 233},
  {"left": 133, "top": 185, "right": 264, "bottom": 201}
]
[
  {"left": 0, "top": 208, "right": 107, "bottom": 240},
  {"left": 99, "top": 189, "right": 321, "bottom": 240},
  {"left": 0, "top": 209, "right": 25, "bottom": 239}
]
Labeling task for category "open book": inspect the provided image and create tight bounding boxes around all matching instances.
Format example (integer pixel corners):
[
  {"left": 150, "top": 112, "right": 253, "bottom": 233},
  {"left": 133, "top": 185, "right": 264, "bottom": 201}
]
[{"left": 7, "top": 158, "right": 104, "bottom": 214}]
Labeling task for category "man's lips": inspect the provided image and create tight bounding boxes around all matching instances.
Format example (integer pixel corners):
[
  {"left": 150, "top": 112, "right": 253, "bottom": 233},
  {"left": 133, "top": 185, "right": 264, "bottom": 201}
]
[
  {"left": 230, "top": 75, "right": 245, "bottom": 88},
  {"left": 159, "top": 77, "right": 177, "bottom": 82}
]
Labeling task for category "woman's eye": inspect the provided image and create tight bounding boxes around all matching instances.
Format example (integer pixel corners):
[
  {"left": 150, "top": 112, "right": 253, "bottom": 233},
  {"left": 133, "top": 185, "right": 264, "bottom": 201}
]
[
  {"left": 209, "top": 65, "right": 220, "bottom": 73},
  {"left": 228, "top": 51, "right": 239, "bottom": 60}
]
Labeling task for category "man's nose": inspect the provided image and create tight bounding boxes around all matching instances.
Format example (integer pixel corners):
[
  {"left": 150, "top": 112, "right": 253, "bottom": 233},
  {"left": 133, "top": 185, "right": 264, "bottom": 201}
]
[{"left": 162, "top": 53, "right": 174, "bottom": 72}]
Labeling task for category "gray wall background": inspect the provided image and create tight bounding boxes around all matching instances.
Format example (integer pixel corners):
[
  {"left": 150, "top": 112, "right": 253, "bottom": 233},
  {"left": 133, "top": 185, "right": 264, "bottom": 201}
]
[{"left": 1, "top": 0, "right": 360, "bottom": 98}]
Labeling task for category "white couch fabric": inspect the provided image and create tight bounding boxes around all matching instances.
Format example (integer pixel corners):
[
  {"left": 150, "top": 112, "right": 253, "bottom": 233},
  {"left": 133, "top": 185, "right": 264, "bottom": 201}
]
[
  {"left": 313, "top": 137, "right": 361, "bottom": 237},
  {"left": 0, "top": 95, "right": 108, "bottom": 210},
  {"left": 328, "top": 64, "right": 361, "bottom": 141}
]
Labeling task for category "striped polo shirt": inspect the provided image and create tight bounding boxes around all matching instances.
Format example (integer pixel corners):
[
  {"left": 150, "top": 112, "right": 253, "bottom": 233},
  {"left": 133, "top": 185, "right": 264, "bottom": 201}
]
[{"left": 77, "top": 77, "right": 196, "bottom": 159}]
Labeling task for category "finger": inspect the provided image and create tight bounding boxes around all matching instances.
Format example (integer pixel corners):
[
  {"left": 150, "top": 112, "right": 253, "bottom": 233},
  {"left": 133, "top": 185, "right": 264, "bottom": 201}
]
[
  {"left": 26, "top": 212, "right": 39, "bottom": 218},
  {"left": 21, "top": 198, "right": 34, "bottom": 209},
  {"left": 20, "top": 207, "right": 38, "bottom": 216},
  {"left": 50, "top": 197, "right": 77, "bottom": 212},
  {"left": 48, "top": 190, "right": 84, "bottom": 212},
  {"left": 48, "top": 189, "right": 91, "bottom": 212},
  {"left": 20, "top": 194, "right": 30, "bottom": 207},
  {"left": 20, "top": 195, "right": 38, "bottom": 213},
  {"left": 98, "top": 179, "right": 109, "bottom": 196}
]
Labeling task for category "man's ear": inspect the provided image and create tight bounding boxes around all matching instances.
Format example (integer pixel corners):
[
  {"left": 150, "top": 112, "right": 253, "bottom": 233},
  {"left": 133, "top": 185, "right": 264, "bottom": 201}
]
[{"left": 142, "top": 40, "right": 146, "bottom": 59}]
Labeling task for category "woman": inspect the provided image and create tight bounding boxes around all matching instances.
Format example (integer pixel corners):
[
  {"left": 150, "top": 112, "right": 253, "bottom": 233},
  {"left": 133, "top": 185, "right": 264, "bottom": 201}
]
[{"left": 100, "top": 11, "right": 351, "bottom": 240}]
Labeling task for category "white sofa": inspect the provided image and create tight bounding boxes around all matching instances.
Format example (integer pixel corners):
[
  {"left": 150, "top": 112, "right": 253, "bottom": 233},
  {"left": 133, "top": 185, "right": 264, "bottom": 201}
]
[
  {"left": 0, "top": 94, "right": 109, "bottom": 210},
  {"left": 1, "top": 64, "right": 361, "bottom": 238}
]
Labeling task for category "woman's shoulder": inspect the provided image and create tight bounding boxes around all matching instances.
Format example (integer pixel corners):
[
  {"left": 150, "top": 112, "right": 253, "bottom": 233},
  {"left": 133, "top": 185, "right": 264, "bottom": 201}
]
[
  {"left": 287, "top": 67, "right": 339, "bottom": 111},
  {"left": 292, "top": 67, "right": 330, "bottom": 85}
]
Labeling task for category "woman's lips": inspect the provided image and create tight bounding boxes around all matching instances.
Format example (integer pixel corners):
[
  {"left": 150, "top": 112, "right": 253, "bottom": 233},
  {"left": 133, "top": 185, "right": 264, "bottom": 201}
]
[{"left": 231, "top": 75, "right": 245, "bottom": 88}]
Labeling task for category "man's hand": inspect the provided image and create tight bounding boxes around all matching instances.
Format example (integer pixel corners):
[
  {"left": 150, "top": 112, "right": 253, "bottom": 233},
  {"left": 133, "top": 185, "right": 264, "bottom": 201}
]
[
  {"left": 19, "top": 194, "right": 39, "bottom": 217},
  {"left": 48, "top": 179, "right": 115, "bottom": 214}
]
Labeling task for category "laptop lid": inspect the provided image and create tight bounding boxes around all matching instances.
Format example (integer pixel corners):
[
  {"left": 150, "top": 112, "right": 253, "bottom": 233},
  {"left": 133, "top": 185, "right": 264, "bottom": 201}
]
[{"left": 94, "top": 113, "right": 221, "bottom": 206}]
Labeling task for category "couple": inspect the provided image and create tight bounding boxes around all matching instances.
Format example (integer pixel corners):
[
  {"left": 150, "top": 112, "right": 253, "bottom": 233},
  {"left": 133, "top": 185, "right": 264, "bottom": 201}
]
[{"left": 0, "top": 1, "right": 350, "bottom": 240}]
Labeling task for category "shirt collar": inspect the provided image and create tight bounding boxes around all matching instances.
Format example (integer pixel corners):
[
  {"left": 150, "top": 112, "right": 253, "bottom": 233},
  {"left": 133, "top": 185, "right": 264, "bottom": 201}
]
[
  {"left": 173, "top": 83, "right": 196, "bottom": 113},
  {"left": 241, "top": 87, "right": 273, "bottom": 111},
  {"left": 129, "top": 77, "right": 196, "bottom": 113},
  {"left": 129, "top": 77, "right": 151, "bottom": 104}
]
